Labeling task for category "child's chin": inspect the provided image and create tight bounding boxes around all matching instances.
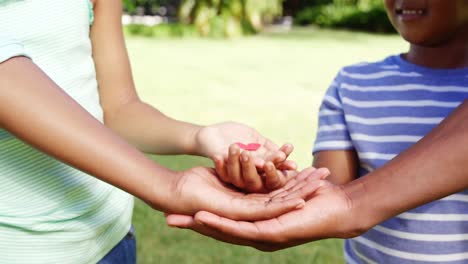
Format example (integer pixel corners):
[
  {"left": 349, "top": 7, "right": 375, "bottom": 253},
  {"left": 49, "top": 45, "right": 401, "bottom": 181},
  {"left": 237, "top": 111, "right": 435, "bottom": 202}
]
[{"left": 401, "top": 32, "right": 448, "bottom": 47}]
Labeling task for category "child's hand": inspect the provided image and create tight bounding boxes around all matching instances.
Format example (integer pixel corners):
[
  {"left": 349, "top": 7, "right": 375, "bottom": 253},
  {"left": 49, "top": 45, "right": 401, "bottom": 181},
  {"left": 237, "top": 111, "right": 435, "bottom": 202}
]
[
  {"left": 194, "top": 122, "right": 297, "bottom": 167},
  {"left": 213, "top": 142, "right": 298, "bottom": 193},
  {"left": 193, "top": 122, "right": 298, "bottom": 192}
]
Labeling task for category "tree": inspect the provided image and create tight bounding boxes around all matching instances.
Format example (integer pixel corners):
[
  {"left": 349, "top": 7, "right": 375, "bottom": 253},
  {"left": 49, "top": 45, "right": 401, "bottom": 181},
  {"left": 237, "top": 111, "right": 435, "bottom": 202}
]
[{"left": 179, "top": 0, "right": 283, "bottom": 37}]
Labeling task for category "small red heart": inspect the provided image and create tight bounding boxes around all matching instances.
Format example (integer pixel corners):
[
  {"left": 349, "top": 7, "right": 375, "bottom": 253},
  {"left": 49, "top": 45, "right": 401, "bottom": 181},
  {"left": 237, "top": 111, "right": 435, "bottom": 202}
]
[{"left": 236, "top": 142, "right": 261, "bottom": 151}]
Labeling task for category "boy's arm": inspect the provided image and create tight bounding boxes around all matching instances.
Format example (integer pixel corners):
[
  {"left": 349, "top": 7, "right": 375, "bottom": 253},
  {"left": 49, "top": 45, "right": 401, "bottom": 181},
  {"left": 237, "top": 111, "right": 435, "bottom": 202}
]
[
  {"left": 311, "top": 72, "right": 357, "bottom": 185},
  {"left": 350, "top": 99, "right": 468, "bottom": 226},
  {"left": 313, "top": 150, "right": 358, "bottom": 185},
  {"left": 169, "top": 100, "right": 468, "bottom": 250}
]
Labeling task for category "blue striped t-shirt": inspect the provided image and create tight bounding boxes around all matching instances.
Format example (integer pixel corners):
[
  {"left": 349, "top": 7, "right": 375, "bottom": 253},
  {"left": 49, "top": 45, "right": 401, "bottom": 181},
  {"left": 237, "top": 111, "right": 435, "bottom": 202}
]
[{"left": 313, "top": 55, "right": 468, "bottom": 264}]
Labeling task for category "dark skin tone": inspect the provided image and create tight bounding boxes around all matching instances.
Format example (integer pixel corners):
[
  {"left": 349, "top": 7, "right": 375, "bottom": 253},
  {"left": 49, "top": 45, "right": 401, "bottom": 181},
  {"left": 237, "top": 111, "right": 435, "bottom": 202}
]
[
  {"left": 167, "top": 0, "right": 468, "bottom": 251},
  {"left": 385, "top": 0, "right": 468, "bottom": 69},
  {"left": 315, "top": 0, "right": 468, "bottom": 184},
  {"left": 196, "top": 1, "right": 468, "bottom": 193},
  {"left": 0, "top": 0, "right": 325, "bottom": 225},
  {"left": 235, "top": 0, "right": 468, "bottom": 188}
]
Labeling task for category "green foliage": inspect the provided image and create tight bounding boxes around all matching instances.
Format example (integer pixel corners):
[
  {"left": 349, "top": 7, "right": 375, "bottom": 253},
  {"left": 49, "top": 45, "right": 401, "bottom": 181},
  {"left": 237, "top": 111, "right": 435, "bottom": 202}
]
[
  {"left": 179, "top": 0, "right": 283, "bottom": 37},
  {"left": 124, "top": 23, "right": 197, "bottom": 38},
  {"left": 123, "top": 0, "right": 177, "bottom": 14},
  {"left": 123, "top": 0, "right": 282, "bottom": 37},
  {"left": 295, "top": 0, "right": 395, "bottom": 33},
  {"left": 122, "top": 0, "right": 395, "bottom": 35}
]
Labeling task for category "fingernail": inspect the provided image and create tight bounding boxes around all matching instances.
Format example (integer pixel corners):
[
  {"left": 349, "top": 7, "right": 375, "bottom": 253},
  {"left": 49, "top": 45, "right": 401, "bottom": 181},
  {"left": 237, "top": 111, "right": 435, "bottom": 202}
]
[{"left": 242, "top": 155, "right": 249, "bottom": 162}]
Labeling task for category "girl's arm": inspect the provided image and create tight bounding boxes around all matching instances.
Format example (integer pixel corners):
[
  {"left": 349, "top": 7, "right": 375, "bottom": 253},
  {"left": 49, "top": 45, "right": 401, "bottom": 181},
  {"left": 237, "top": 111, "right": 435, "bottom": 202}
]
[
  {"left": 0, "top": 56, "right": 308, "bottom": 220},
  {"left": 90, "top": 0, "right": 296, "bottom": 192},
  {"left": 0, "top": 57, "right": 172, "bottom": 208},
  {"left": 90, "top": 0, "right": 199, "bottom": 155},
  {"left": 90, "top": 0, "right": 283, "bottom": 158}
]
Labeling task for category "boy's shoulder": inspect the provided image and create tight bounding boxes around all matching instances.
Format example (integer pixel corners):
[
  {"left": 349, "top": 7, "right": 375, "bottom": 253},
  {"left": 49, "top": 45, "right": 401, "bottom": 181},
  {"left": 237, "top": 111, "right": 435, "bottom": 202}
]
[{"left": 337, "top": 55, "right": 400, "bottom": 78}]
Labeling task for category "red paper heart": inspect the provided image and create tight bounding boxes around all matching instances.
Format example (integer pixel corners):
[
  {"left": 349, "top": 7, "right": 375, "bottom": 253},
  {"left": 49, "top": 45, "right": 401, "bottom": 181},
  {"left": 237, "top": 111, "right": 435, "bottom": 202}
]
[{"left": 236, "top": 142, "right": 261, "bottom": 151}]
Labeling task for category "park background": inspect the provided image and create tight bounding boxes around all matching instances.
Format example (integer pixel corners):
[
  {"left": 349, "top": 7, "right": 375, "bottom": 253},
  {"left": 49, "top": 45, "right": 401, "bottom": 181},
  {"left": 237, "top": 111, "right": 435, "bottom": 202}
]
[{"left": 124, "top": 0, "right": 407, "bottom": 263}]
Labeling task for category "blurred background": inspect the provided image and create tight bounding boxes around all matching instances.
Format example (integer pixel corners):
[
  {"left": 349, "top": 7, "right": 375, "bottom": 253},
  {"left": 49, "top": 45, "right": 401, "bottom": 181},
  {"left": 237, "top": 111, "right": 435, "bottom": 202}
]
[{"left": 123, "top": 0, "right": 407, "bottom": 263}]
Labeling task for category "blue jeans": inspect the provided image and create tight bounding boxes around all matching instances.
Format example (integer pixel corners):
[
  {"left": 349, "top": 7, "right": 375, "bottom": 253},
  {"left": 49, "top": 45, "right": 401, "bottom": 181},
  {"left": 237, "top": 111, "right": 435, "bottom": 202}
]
[{"left": 98, "top": 226, "right": 136, "bottom": 264}]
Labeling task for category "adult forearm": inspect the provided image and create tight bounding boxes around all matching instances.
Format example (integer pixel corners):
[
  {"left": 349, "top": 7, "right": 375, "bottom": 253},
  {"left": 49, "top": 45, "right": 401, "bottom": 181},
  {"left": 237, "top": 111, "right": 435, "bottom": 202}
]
[
  {"left": 346, "top": 100, "right": 468, "bottom": 231},
  {"left": 0, "top": 57, "right": 176, "bottom": 211},
  {"left": 103, "top": 100, "right": 202, "bottom": 155}
]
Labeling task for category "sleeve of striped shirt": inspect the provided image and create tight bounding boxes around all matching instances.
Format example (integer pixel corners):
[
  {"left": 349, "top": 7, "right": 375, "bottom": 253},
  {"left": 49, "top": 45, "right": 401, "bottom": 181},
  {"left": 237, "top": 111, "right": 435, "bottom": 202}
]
[
  {"left": 313, "top": 73, "right": 354, "bottom": 153},
  {"left": 0, "top": 35, "right": 29, "bottom": 64}
]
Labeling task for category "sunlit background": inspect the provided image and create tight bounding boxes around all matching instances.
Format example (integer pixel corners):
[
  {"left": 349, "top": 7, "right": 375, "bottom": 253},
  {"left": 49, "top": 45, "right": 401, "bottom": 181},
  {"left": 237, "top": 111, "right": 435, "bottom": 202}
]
[{"left": 124, "top": 0, "right": 407, "bottom": 263}]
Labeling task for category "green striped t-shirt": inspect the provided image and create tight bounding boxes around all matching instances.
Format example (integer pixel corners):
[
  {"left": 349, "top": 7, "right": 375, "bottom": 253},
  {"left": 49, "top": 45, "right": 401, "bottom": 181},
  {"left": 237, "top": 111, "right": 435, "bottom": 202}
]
[{"left": 0, "top": 1, "right": 134, "bottom": 263}]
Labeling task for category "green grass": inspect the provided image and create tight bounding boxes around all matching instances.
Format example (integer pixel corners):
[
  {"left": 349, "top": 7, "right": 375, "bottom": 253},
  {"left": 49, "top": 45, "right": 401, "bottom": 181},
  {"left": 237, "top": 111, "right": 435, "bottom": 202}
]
[{"left": 127, "top": 27, "right": 407, "bottom": 264}]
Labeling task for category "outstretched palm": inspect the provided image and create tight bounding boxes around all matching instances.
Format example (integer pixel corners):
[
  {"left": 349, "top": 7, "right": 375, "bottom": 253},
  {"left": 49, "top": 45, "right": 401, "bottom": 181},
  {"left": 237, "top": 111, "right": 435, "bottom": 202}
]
[
  {"left": 166, "top": 166, "right": 331, "bottom": 223},
  {"left": 167, "top": 180, "right": 361, "bottom": 251}
]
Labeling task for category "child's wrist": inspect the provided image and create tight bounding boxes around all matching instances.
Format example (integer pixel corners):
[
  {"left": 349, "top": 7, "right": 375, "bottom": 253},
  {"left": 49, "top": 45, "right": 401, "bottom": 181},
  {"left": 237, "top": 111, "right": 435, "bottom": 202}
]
[
  {"left": 184, "top": 124, "right": 204, "bottom": 156},
  {"left": 144, "top": 167, "right": 181, "bottom": 212},
  {"left": 340, "top": 179, "right": 378, "bottom": 236}
]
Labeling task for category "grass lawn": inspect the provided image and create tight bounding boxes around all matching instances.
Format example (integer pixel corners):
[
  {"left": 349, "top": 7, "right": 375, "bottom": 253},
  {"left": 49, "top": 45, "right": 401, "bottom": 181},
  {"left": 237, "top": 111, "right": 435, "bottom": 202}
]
[{"left": 127, "top": 27, "right": 407, "bottom": 264}]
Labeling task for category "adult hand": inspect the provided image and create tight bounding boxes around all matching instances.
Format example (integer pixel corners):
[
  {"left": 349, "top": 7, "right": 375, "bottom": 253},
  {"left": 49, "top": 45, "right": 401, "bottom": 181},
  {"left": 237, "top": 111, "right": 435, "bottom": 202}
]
[
  {"left": 164, "top": 166, "right": 330, "bottom": 222},
  {"left": 166, "top": 175, "right": 366, "bottom": 251},
  {"left": 194, "top": 122, "right": 297, "bottom": 192}
]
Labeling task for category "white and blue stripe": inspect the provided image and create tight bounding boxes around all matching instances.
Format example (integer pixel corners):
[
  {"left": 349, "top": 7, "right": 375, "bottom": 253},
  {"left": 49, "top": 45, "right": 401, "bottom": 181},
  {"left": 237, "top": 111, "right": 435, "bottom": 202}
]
[{"left": 314, "top": 55, "right": 468, "bottom": 263}]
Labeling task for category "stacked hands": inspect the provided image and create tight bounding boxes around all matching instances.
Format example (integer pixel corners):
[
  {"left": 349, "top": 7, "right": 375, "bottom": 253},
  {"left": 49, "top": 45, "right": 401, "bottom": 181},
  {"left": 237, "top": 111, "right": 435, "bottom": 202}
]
[{"left": 162, "top": 122, "right": 363, "bottom": 251}]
